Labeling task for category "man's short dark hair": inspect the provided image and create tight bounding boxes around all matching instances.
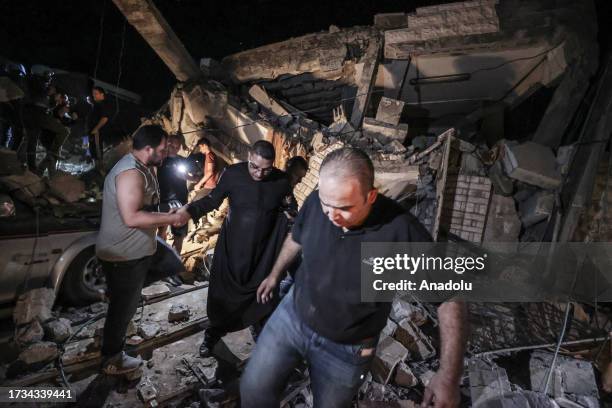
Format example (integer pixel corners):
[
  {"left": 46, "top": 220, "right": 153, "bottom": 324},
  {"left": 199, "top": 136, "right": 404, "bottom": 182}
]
[
  {"left": 251, "top": 140, "right": 275, "bottom": 161},
  {"left": 92, "top": 86, "right": 106, "bottom": 95},
  {"left": 197, "top": 137, "right": 211, "bottom": 147},
  {"left": 320, "top": 147, "right": 374, "bottom": 193},
  {"left": 286, "top": 156, "right": 308, "bottom": 172},
  {"left": 132, "top": 125, "right": 167, "bottom": 150}
]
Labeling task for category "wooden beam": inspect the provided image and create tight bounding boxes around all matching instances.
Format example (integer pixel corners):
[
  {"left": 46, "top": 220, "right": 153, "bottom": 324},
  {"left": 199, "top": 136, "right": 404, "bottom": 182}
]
[{"left": 112, "top": 0, "right": 200, "bottom": 82}]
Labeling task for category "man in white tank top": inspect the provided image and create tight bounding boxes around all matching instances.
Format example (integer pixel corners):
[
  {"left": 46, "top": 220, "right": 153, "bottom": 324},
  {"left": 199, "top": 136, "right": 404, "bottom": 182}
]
[{"left": 96, "top": 125, "right": 189, "bottom": 375}]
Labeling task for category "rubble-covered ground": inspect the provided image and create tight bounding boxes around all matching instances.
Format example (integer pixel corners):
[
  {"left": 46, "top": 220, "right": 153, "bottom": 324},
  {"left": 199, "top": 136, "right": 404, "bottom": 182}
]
[{"left": 2, "top": 0, "right": 612, "bottom": 406}]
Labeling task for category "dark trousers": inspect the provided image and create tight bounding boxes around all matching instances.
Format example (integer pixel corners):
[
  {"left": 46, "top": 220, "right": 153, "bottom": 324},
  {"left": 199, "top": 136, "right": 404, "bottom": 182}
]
[{"left": 100, "top": 238, "right": 185, "bottom": 357}]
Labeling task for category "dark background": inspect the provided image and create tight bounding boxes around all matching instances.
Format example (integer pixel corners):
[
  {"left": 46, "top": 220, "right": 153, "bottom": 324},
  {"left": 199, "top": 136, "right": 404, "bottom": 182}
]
[{"left": 1, "top": 0, "right": 611, "bottom": 110}]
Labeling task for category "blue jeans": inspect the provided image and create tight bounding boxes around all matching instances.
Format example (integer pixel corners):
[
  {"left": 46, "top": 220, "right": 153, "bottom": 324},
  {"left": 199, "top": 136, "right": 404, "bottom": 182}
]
[{"left": 240, "top": 288, "right": 377, "bottom": 408}]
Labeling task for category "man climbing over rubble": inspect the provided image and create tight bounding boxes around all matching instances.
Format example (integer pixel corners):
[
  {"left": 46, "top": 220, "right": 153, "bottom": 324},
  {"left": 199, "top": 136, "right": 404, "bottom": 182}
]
[
  {"left": 175, "top": 140, "right": 296, "bottom": 357},
  {"left": 96, "top": 125, "right": 187, "bottom": 376},
  {"left": 244, "top": 147, "right": 467, "bottom": 408}
]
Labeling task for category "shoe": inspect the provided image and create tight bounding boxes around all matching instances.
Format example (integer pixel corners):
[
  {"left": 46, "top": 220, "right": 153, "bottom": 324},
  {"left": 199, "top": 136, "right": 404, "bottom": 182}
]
[
  {"left": 102, "top": 351, "right": 143, "bottom": 375},
  {"left": 199, "top": 340, "right": 215, "bottom": 357},
  {"left": 199, "top": 329, "right": 221, "bottom": 357}
]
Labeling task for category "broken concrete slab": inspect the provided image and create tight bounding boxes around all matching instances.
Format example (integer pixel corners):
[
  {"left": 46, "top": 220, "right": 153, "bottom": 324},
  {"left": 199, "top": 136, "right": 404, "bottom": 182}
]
[
  {"left": 502, "top": 141, "right": 562, "bottom": 190},
  {"left": 43, "top": 318, "right": 72, "bottom": 343},
  {"left": 383, "top": 140, "right": 407, "bottom": 154},
  {"left": 394, "top": 319, "right": 436, "bottom": 361},
  {"left": 168, "top": 304, "right": 190, "bottom": 323},
  {"left": 142, "top": 283, "right": 171, "bottom": 300},
  {"left": 374, "top": 13, "right": 408, "bottom": 30},
  {"left": 468, "top": 357, "right": 513, "bottom": 407},
  {"left": 47, "top": 173, "right": 85, "bottom": 203},
  {"left": 13, "top": 288, "right": 55, "bottom": 326},
  {"left": 373, "top": 161, "right": 419, "bottom": 201},
  {"left": 376, "top": 97, "right": 405, "bottom": 126},
  {"left": 363, "top": 117, "right": 409, "bottom": 145},
  {"left": 529, "top": 350, "right": 599, "bottom": 405},
  {"left": 519, "top": 191, "right": 554, "bottom": 227},
  {"left": 0, "top": 148, "right": 24, "bottom": 176},
  {"left": 249, "top": 84, "right": 293, "bottom": 126},
  {"left": 483, "top": 194, "right": 521, "bottom": 245},
  {"left": 371, "top": 336, "right": 409, "bottom": 384},
  {"left": 15, "top": 319, "right": 44, "bottom": 348}
]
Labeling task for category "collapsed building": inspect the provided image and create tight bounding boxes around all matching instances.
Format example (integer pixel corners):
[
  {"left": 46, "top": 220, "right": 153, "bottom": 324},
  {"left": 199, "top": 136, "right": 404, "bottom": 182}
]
[{"left": 2, "top": 0, "right": 612, "bottom": 406}]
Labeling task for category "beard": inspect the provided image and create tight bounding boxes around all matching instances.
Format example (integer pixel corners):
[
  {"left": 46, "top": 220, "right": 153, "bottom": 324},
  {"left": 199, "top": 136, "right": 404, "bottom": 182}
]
[{"left": 147, "top": 152, "right": 164, "bottom": 167}]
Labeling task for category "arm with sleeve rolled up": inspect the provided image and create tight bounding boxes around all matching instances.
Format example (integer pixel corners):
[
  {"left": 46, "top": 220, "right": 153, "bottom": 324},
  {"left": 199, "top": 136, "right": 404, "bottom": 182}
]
[
  {"left": 257, "top": 234, "right": 302, "bottom": 303},
  {"left": 116, "top": 169, "right": 183, "bottom": 229},
  {"left": 421, "top": 300, "right": 468, "bottom": 408}
]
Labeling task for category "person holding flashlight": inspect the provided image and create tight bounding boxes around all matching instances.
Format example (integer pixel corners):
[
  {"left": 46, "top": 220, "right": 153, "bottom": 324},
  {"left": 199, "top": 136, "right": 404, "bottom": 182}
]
[{"left": 158, "top": 133, "right": 198, "bottom": 254}]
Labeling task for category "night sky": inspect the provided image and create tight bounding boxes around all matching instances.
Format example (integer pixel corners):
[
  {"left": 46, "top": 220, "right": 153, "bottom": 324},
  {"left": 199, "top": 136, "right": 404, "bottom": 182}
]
[{"left": 1, "top": 0, "right": 611, "bottom": 111}]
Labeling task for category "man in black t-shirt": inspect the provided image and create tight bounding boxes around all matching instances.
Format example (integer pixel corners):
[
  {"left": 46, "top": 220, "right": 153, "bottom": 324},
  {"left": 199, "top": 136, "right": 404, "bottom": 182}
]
[
  {"left": 88, "top": 86, "right": 113, "bottom": 170},
  {"left": 241, "top": 148, "right": 467, "bottom": 408},
  {"left": 158, "top": 134, "right": 195, "bottom": 254}
]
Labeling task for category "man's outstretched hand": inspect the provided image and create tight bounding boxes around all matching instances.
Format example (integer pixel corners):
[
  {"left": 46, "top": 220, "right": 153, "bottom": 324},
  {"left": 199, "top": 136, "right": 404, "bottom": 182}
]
[
  {"left": 172, "top": 206, "right": 191, "bottom": 227},
  {"left": 257, "top": 276, "right": 278, "bottom": 304},
  {"left": 421, "top": 372, "right": 460, "bottom": 408}
]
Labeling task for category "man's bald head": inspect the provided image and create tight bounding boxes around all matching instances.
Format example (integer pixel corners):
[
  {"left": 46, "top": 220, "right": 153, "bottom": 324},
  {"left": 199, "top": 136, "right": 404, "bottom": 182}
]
[{"left": 320, "top": 147, "right": 374, "bottom": 197}]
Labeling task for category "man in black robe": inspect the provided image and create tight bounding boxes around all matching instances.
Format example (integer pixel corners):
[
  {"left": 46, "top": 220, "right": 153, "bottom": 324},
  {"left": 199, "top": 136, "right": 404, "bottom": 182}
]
[{"left": 176, "top": 140, "right": 295, "bottom": 357}]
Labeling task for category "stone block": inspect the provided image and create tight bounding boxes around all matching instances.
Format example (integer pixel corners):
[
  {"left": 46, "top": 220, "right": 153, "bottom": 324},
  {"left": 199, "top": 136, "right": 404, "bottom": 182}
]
[
  {"left": 394, "top": 319, "right": 435, "bottom": 360},
  {"left": 371, "top": 336, "right": 409, "bottom": 383},
  {"left": 363, "top": 117, "right": 408, "bottom": 145},
  {"left": 13, "top": 288, "right": 55, "bottom": 326},
  {"left": 48, "top": 173, "right": 85, "bottom": 203},
  {"left": 17, "top": 341, "right": 58, "bottom": 365},
  {"left": 502, "top": 141, "right": 562, "bottom": 190},
  {"left": 138, "top": 322, "right": 161, "bottom": 340},
  {"left": 376, "top": 97, "right": 405, "bottom": 126},
  {"left": 395, "top": 360, "right": 418, "bottom": 387},
  {"left": 168, "top": 304, "right": 190, "bottom": 323},
  {"left": 43, "top": 318, "right": 72, "bottom": 343},
  {"left": 15, "top": 319, "right": 44, "bottom": 348}
]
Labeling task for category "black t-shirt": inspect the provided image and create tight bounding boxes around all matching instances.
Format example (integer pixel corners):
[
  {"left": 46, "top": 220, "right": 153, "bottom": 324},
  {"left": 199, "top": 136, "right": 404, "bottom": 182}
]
[
  {"left": 158, "top": 156, "right": 189, "bottom": 204},
  {"left": 89, "top": 99, "right": 114, "bottom": 134},
  {"left": 291, "top": 191, "right": 432, "bottom": 344}
]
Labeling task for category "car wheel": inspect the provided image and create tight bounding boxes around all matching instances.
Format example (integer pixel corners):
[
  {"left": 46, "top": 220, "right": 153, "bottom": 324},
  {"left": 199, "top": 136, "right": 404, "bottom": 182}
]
[{"left": 59, "top": 246, "right": 106, "bottom": 306}]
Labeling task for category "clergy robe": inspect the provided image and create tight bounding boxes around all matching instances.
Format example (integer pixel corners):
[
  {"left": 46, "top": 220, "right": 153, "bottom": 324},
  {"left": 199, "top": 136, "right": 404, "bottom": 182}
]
[{"left": 187, "top": 162, "right": 295, "bottom": 332}]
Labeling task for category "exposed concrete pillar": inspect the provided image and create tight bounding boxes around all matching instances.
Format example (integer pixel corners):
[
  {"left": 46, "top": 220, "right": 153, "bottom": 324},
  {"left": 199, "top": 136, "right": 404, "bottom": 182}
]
[
  {"left": 350, "top": 38, "right": 381, "bottom": 129},
  {"left": 112, "top": 0, "right": 200, "bottom": 82}
]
